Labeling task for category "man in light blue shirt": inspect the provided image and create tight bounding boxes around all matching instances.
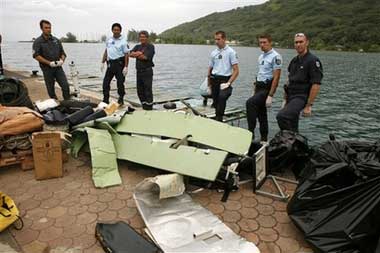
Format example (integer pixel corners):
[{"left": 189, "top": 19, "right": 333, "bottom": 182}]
[
  {"left": 246, "top": 34, "right": 282, "bottom": 141},
  {"left": 207, "top": 31, "right": 239, "bottom": 122},
  {"left": 101, "top": 23, "right": 130, "bottom": 104}
]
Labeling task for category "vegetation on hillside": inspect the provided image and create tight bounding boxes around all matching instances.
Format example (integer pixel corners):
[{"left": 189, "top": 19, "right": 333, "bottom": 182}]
[{"left": 159, "top": 0, "right": 380, "bottom": 52}]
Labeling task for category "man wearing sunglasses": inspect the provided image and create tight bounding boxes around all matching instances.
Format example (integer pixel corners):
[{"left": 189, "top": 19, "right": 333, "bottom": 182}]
[
  {"left": 246, "top": 34, "right": 282, "bottom": 142},
  {"left": 208, "top": 31, "right": 239, "bottom": 122},
  {"left": 276, "top": 33, "right": 323, "bottom": 132}
]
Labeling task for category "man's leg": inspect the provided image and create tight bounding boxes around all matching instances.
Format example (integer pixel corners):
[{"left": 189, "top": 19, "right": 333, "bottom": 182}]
[
  {"left": 276, "top": 96, "right": 306, "bottom": 132},
  {"left": 142, "top": 70, "right": 153, "bottom": 110},
  {"left": 55, "top": 67, "right": 71, "bottom": 100},
  {"left": 136, "top": 72, "right": 146, "bottom": 108},
  {"left": 246, "top": 89, "right": 267, "bottom": 139},
  {"left": 114, "top": 64, "right": 126, "bottom": 104},
  {"left": 102, "top": 66, "right": 114, "bottom": 103},
  {"left": 210, "top": 78, "right": 220, "bottom": 110},
  {"left": 42, "top": 68, "right": 58, "bottom": 99},
  {"left": 216, "top": 86, "right": 233, "bottom": 122}
]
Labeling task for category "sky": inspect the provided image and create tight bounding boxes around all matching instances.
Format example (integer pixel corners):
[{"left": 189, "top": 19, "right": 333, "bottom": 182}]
[{"left": 0, "top": 0, "right": 268, "bottom": 41}]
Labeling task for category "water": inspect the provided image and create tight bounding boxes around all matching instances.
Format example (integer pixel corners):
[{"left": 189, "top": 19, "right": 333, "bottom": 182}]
[{"left": 2, "top": 42, "right": 380, "bottom": 146}]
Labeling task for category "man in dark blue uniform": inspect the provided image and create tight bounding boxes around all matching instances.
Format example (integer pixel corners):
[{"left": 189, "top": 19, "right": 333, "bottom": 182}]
[
  {"left": 276, "top": 33, "right": 323, "bottom": 132},
  {"left": 32, "top": 20, "right": 70, "bottom": 100},
  {"left": 130, "top": 31, "right": 155, "bottom": 110}
]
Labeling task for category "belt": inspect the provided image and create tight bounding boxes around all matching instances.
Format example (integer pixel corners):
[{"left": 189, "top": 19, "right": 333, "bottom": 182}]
[
  {"left": 211, "top": 74, "right": 231, "bottom": 80},
  {"left": 137, "top": 67, "right": 153, "bottom": 73},
  {"left": 255, "top": 79, "right": 272, "bottom": 88},
  {"left": 108, "top": 57, "right": 124, "bottom": 63}
]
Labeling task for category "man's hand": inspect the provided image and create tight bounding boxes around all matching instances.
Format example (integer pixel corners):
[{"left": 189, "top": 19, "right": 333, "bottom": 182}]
[
  {"left": 122, "top": 66, "right": 128, "bottom": 77},
  {"left": 130, "top": 51, "right": 143, "bottom": 58},
  {"left": 220, "top": 82, "right": 231, "bottom": 90},
  {"left": 303, "top": 105, "right": 312, "bottom": 117},
  {"left": 56, "top": 59, "right": 64, "bottom": 67},
  {"left": 281, "top": 100, "right": 287, "bottom": 109},
  {"left": 207, "top": 86, "right": 212, "bottom": 95},
  {"left": 100, "top": 62, "right": 105, "bottom": 73},
  {"left": 266, "top": 96, "right": 273, "bottom": 108},
  {"left": 49, "top": 61, "right": 58, "bottom": 68}
]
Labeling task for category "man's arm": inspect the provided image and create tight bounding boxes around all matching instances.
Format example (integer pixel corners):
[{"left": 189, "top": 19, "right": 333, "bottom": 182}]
[
  {"left": 207, "top": 67, "right": 213, "bottom": 86},
  {"left": 34, "top": 55, "right": 51, "bottom": 66},
  {"left": 227, "top": 64, "right": 239, "bottom": 85},
  {"left": 124, "top": 53, "right": 129, "bottom": 67},
  {"left": 268, "top": 69, "right": 281, "bottom": 97},
  {"left": 102, "top": 50, "right": 107, "bottom": 63},
  {"left": 58, "top": 41, "right": 66, "bottom": 62},
  {"left": 303, "top": 58, "right": 323, "bottom": 116},
  {"left": 303, "top": 84, "right": 320, "bottom": 116},
  {"left": 33, "top": 40, "right": 51, "bottom": 65},
  {"left": 129, "top": 45, "right": 141, "bottom": 58}
]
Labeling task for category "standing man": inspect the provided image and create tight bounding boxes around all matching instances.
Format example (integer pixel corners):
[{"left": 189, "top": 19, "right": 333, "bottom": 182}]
[
  {"left": 129, "top": 31, "right": 155, "bottom": 110},
  {"left": 276, "top": 33, "right": 323, "bottom": 132},
  {"left": 32, "top": 20, "right": 70, "bottom": 100},
  {"left": 101, "top": 23, "right": 129, "bottom": 105},
  {"left": 208, "top": 31, "right": 239, "bottom": 122},
  {"left": 0, "top": 34, "right": 4, "bottom": 76},
  {"left": 246, "top": 34, "right": 282, "bottom": 142}
]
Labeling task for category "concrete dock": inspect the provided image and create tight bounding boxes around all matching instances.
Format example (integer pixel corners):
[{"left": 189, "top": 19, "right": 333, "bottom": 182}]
[{"left": 0, "top": 69, "right": 313, "bottom": 253}]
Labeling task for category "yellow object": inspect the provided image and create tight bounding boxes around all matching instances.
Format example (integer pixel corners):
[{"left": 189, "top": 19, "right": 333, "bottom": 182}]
[
  {"left": 104, "top": 102, "right": 119, "bottom": 115},
  {"left": 0, "top": 192, "right": 20, "bottom": 232}
]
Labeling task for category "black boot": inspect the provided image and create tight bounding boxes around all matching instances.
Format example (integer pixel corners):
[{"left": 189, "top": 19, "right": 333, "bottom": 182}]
[{"left": 118, "top": 97, "right": 124, "bottom": 105}]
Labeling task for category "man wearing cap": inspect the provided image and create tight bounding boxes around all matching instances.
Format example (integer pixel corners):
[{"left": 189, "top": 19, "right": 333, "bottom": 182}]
[
  {"left": 276, "top": 33, "right": 323, "bottom": 132},
  {"left": 246, "top": 34, "right": 282, "bottom": 141},
  {"left": 32, "top": 20, "right": 70, "bottom": 100},
  {"left": 101, "top": 23, "right": 130, "bottom": 105},
  {"left": 208, "top": 31, "right": 239, "bottom": 122}
]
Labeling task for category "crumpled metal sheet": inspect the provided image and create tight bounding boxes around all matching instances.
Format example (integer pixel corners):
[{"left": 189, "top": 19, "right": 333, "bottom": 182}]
[
  {"left": 134, "top": 174, "right": 260, "bottom": 253},
  {"left": 85, "top": 127, "right": 122, "bottom": 188}
]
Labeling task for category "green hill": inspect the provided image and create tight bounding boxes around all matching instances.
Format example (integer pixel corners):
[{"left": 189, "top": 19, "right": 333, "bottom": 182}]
[{"left": 159, "top": 0, "right": 380, "bottom": 52}]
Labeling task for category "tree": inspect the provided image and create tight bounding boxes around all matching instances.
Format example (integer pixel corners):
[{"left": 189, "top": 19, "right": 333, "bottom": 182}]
[
  {"left": 100, "top": 35, "right": 107, "bottom": 42},
  {"left": 61, "top": 32, "right": 78, "bottom": 43}
]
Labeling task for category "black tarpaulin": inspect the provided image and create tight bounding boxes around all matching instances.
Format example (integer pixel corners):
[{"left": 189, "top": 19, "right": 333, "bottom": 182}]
[
  {"left": 288, "top": 139, "right": 380, "bottom": 253},
  {"left": 268, "top": 130, "right": 310, "bottom": 177}
]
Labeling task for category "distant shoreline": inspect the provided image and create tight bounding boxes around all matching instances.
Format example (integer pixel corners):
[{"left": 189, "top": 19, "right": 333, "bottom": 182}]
[{"left": 12, "top": 41, "right": 380, "bottom": 53}]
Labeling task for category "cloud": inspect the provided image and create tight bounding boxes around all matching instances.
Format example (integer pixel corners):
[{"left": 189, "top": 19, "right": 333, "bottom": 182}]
[{"left": 0, "top": 0, "right": 268, "bottom": 41}]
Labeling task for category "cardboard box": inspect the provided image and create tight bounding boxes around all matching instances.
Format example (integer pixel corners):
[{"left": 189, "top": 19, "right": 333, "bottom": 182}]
[{"left": 32, "top": 132, "right": 63, "bottom": 180}]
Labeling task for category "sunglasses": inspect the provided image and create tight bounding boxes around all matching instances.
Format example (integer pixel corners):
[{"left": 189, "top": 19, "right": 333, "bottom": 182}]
[{"left": 295, "top": 33, "right": 306, "bottom": 37}]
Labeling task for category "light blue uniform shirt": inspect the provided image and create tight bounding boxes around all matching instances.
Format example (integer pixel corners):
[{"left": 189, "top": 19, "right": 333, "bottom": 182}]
[
  {"left": 257, "top": 49, "right": 282, "bottom": 82},
  {"left": 209, "top": 45, "right": 238, "bottom": 76},
  {"left": 106, "top": 35, "right": 130, "bottom": 60}
]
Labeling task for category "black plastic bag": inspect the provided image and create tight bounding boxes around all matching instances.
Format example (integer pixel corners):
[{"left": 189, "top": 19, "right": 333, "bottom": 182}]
[
  {"left": 43, "top": 110, "right": 68, "bottom": 125},
  {"left": 268, "top": 130, "right": 310, "bottom": 178},
  {"left": 66, "top": 106, "right": 94, "bottom": 126},
  {"left": 95, "top": 222, "right": 162, "bottom": 253},
  {"left": 288, "top": 139, "right": 380, "bottom": 253},
  {"left": 0, "top": 78, "right": 34, "bottom": 109}
]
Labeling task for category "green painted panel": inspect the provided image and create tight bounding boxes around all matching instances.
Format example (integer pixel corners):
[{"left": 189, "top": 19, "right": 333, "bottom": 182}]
[
  {"left": 113, "top": 134, "right": 227, "bottom": 181},
  {"left": 86, "top": 127, "right": 122, "bottom": 188},
  {"left": 115, "top": 111, "right": 252, "bottom": 155}
]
